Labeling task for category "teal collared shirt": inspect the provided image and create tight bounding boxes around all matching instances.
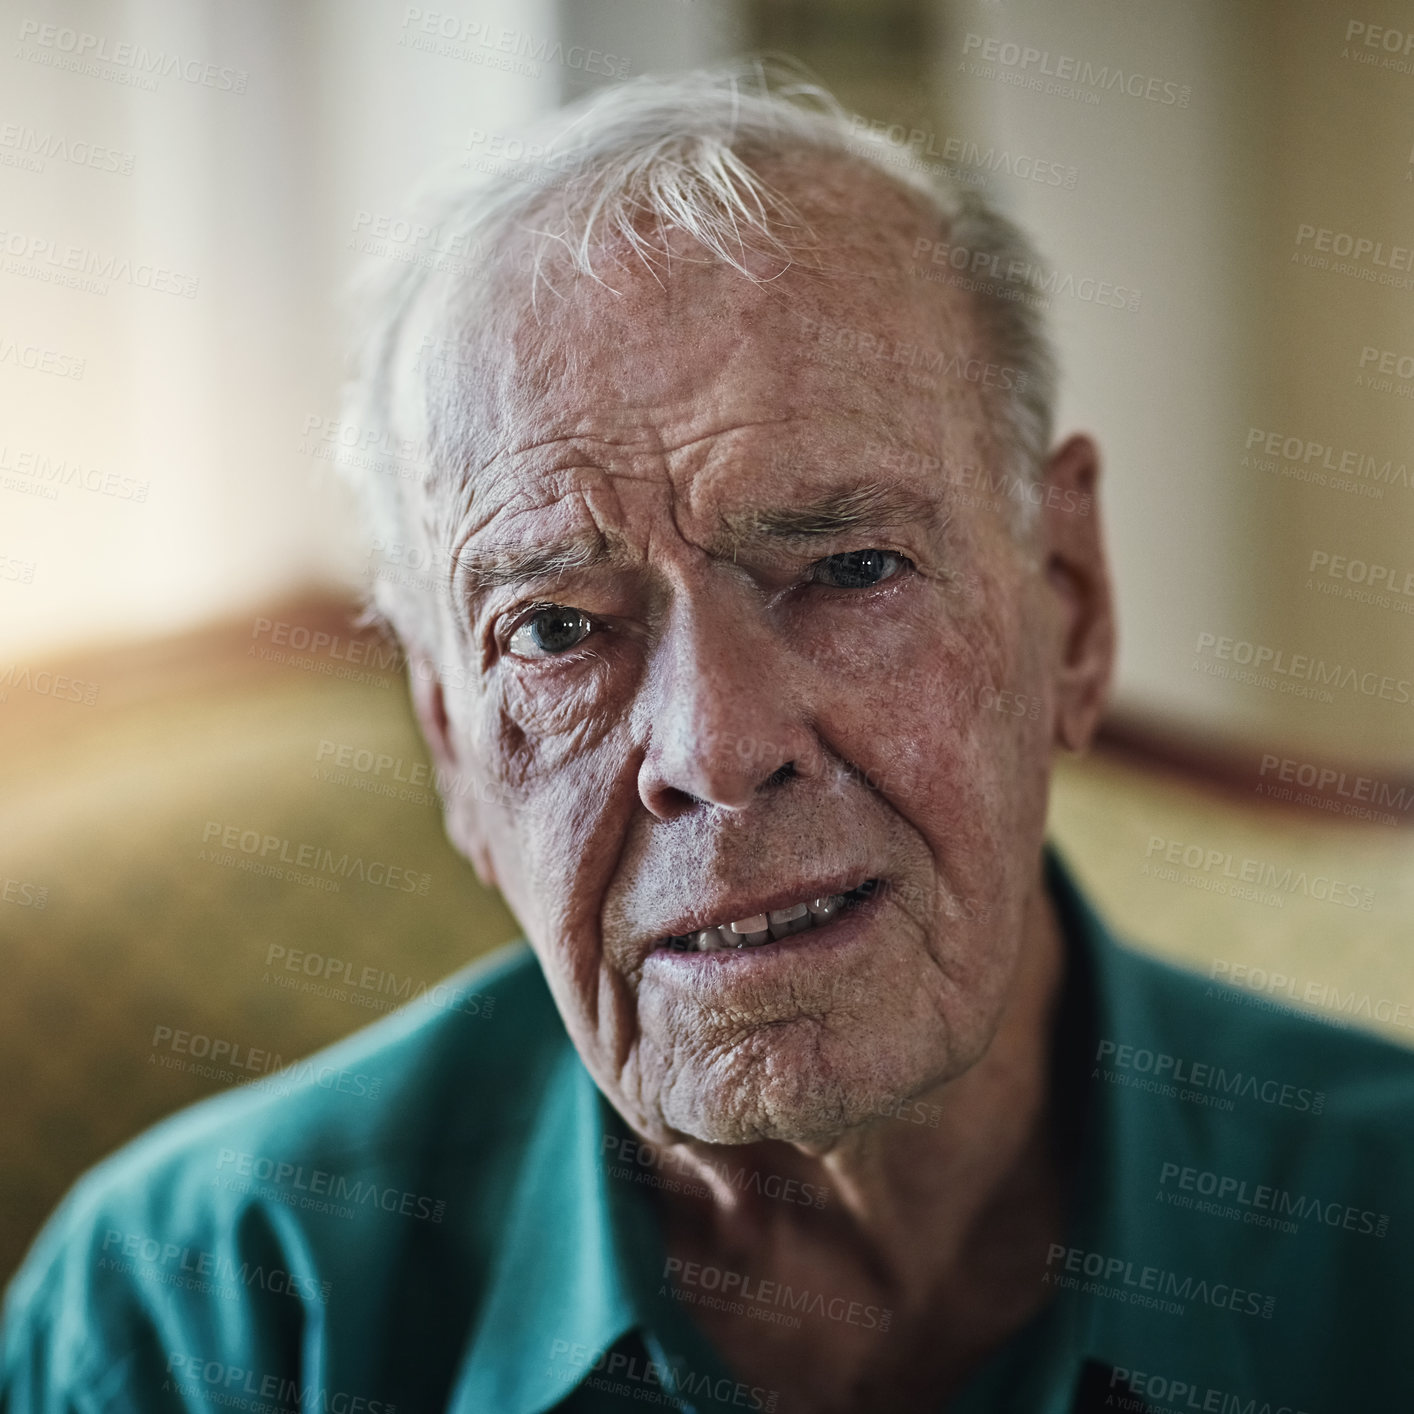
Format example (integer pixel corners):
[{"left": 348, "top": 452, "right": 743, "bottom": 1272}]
[{"left": 4, "top": 849, "right": 1414, "bottom": 1412}]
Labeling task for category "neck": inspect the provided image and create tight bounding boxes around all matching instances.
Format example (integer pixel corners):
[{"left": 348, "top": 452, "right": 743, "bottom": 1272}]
[{"left": 652, "top": 871, "right": 1072, "bottom": 1395}]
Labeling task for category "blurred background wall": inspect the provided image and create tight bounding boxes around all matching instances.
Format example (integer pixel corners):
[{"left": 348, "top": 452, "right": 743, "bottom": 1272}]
[
  {"left": 3, "top": 0, "right": 1412, "bottom": 1281},
  {"left": 6, "top": 0, "right": 1414, "bottom": 766}
]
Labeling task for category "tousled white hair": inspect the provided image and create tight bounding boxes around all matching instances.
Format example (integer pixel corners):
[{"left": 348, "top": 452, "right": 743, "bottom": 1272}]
[{"left": 339, "top": 58, "right": 1058, "bottom": 643}]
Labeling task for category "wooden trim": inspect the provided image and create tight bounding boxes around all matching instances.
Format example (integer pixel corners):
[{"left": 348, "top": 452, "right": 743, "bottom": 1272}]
[{"left": 1095, "top": 715, "right": 1414, "bottom": 828}]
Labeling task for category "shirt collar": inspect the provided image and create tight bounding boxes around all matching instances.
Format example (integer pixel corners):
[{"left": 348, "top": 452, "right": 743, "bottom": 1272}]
[
  {"left": 447, "top": 1041, "right": 654, "bottom": 1414},
  {"left": 1037, "top": 844, "right": 1191, "bottom": 1383},
  {"left": 948, "top": 845, "right": 1170, "bottom": 1410},
  {"left": 449, "top": 844, "right": 1157, "bottom": 1414}
]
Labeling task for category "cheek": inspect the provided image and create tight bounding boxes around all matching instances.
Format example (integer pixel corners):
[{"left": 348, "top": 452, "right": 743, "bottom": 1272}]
[
  {"left": 493, "top": 662, "right": 626, "bottom": 776},
  {"left": 456, "top": 673, "right": 638, "bottom": 994},
  {"left": 800, "top": 570, "right": 1044, "bottom": 909},
  {"left": 802, "top": 572, "right": 1022, "bottom": 796}
]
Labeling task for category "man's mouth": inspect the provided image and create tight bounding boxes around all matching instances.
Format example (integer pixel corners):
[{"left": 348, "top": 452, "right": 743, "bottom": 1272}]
[{"left": 658, "top": 878, "right": 881, "bottom": 953}]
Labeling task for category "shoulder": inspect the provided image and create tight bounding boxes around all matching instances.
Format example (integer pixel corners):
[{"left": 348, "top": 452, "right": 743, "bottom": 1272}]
[
  {"left": 1097, "top": 936, "right": 1414, "bottom": 1264},
  {"left": 1104, "top": 938, "right": 1414, "bottom": 1122},
  {"left": 1, "top": 942, "right": 563, "bottom": 1405},
  {"left": 1088, "top": 938, "right": 1414, "bottom": 1395}
]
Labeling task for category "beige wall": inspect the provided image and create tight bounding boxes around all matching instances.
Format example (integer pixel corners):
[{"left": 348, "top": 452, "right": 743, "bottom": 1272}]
[
  {"left": 934, "top": 0, "right": 1414, "bottom": 767},
  {"left": 0, "top": 0, "right": 559, "bottom": 659},
  {"left": 1254, "top": 3, "right": 1414, "bottom": 765},
  {"left": 6, "top": 0, "right": 1410, "bottom": 772}
]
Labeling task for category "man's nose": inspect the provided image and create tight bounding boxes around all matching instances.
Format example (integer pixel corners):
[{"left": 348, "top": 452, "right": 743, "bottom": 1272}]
[{"left": 636, "top": 594, "right": 817, "bottom": 819}]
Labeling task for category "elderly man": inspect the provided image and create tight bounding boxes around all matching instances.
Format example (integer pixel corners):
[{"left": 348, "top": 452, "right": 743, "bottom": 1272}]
[{"left": 4, "top": 63, "right": 1413, "bottom": 1414}]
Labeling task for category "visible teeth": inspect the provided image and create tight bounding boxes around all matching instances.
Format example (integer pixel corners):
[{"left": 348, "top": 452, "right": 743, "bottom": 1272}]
[
  {"left": 666, "top": 882, "right": 875, "bottom": 953},
  {"left": 767, "top": 903, "right": 811, "bottom": 940}
]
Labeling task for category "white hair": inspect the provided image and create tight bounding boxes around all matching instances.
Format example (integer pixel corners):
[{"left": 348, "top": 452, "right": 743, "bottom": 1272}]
[{"left": 339, "top": 58, "right": 1058, "bottom": 642}]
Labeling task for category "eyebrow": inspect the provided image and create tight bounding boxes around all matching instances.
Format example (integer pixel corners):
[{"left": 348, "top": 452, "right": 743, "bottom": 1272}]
[
  {"left": 458, "top": 537, "right": 612, "bottom": 600},
  {"left": 457, "top": 480, "right": 948, "bottom": 601},
  {"left": 718, "top": 481, "right": 949, "bottom": 550}
]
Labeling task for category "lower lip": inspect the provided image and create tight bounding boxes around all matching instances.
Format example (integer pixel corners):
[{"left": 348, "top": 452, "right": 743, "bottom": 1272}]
[{"left": 644, "top": 885, "right": 889, "bottom": 974}]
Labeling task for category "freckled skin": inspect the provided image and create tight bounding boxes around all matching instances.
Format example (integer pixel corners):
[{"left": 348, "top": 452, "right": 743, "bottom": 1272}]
[{"left": 407, "top": 160, "right": 1116, "bottom": 1408}]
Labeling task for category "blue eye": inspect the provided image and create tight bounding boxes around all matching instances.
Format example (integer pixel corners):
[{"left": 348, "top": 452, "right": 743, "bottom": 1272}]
[
  {"left": 810, "top": 549, "right": 905, "bottom": 589},
  {"left": 508, "top": 606, "right": 592, "bottom": 659}
]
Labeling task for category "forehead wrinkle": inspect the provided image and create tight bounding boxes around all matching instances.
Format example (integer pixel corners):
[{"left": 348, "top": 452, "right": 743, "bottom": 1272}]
[{"left": 448, "top": 409, "right": 957, "bottom": 592}]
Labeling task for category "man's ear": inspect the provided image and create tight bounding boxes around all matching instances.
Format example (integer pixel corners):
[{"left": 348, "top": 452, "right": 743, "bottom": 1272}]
[
  {"left": 407, "top": 650, "right": 500, "bottom": 891},
  {"left": 1040, "top": 434, "right": 1116, "bottom": 755}
]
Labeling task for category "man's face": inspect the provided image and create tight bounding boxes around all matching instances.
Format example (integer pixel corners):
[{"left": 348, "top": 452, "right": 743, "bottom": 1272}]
[{"left": 412, "top": 170, "right": 1106, "bottom": 1149}]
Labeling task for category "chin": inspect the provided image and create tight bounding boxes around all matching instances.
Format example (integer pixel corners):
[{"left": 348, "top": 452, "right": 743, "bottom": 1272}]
[{"left": 656, "top": 1023, "right": 957, "bottom": 1148}]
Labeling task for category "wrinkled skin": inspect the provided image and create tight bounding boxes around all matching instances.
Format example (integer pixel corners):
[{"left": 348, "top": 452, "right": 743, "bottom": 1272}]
[{"left": 406, "top": 159, "right": 1115, "bottom": 1406}]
